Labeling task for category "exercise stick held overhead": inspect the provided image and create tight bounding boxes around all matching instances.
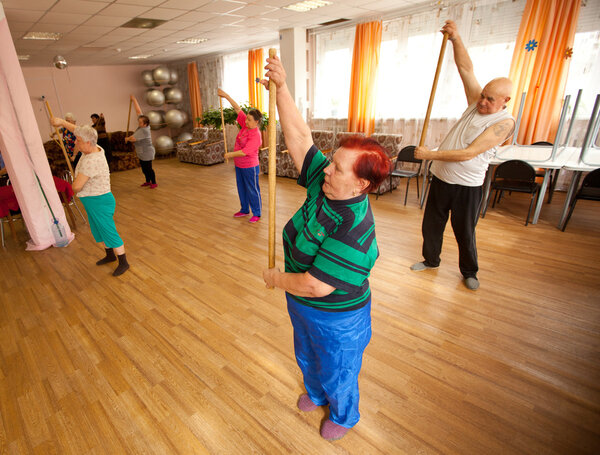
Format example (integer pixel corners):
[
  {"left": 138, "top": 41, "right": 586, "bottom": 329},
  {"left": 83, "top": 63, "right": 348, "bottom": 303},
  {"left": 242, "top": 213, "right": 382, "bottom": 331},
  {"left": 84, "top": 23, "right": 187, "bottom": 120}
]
[
  {"left": 268, "top": 47, "right": 277, "bottom": 269},
  {"left": 43, "top": 96, "right": 74, "bottom": 175}
]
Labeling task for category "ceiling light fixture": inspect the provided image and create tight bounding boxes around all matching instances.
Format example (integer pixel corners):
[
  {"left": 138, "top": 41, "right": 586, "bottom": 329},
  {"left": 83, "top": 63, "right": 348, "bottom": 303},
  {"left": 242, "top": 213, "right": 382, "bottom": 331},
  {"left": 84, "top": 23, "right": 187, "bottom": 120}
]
[
  {"left": 22, "top": 32, "right": 62, "bottom": 40},
  {"left": 284, "top": 0, "right": 332, "bottom": 12},
  {"left": 128, "top": 54, "right": 153, "bottom": 60},
  {"left": 121, "top": 18, "right": 167, "bottom": 29},
  {"left": 18, "top": 55, "right": 30, "bottom": 60},
  {"left": 176, "top": 38, "right": 209, "bottom": 44}
]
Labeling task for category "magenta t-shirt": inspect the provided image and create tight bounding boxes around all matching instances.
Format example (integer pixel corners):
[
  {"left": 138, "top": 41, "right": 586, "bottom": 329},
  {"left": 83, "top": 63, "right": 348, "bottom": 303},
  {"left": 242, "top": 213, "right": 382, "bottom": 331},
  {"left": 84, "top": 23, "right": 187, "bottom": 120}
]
[{"left": 233, "top": 111, "right": 262, "bottom": 168}]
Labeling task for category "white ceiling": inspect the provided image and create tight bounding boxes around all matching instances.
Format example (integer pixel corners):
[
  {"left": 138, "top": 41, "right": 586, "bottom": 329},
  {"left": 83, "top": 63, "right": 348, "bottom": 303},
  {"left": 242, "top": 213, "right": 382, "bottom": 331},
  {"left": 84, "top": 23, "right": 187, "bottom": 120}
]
[{"left": 3, "top": 0, "right": 434, "bottom": 67}]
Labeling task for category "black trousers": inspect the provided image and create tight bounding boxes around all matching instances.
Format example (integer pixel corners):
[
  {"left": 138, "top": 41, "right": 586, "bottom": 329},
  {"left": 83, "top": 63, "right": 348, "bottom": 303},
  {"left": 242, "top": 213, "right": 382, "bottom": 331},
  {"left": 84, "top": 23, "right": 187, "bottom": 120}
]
[
  {"left": 421, "top": 176, "right": 482, "bottom": 278},
  {"left": 140, "top": 159, "right": 156, "bottom": 184}
]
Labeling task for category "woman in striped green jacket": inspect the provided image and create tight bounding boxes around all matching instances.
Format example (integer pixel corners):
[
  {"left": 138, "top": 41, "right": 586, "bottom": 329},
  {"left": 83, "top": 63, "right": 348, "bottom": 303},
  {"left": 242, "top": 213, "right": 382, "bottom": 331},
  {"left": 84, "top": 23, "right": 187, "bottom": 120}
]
[{"left": 262, "top": 56, "right": 390, "bottom": 441}]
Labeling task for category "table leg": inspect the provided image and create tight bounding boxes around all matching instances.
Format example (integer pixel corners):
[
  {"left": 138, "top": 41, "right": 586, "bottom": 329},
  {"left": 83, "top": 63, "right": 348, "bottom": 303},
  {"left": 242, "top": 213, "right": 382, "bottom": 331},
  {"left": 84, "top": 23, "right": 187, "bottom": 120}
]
[
  {"left": 531, "top": 169, "right": 551, "bottom": 224},
  {"left": 480, "top": 165, "right": 495, "bottom": 218},
  {"left": 557, "top": 171, "right": 581, "bottom": 230}
]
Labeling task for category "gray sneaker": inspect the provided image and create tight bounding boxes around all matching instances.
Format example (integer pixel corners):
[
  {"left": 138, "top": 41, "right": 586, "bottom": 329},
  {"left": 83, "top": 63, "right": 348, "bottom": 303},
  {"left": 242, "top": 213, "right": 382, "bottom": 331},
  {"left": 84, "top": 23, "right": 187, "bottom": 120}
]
[
  {"left": 464, "top": 277, "right": 480, "bottom": 290},
  {"left": 410, "top": 261, "right": 438, "bottom": 271}
]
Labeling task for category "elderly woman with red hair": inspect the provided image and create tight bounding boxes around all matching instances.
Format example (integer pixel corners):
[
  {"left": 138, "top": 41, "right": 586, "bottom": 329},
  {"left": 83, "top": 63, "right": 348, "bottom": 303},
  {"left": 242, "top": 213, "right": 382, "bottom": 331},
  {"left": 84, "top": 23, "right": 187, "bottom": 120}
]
[{"left": 262, "top": 56, "right": 389, "bottom": 441}]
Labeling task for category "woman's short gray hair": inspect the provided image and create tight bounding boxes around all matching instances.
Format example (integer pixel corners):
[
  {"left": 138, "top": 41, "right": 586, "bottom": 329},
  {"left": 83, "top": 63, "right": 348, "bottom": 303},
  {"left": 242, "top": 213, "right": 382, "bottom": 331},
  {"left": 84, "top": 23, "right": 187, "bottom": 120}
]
[
  {"left": 65, "top": 112, "right": 76, "bottom": 121},
  {"left": 74, "top": 125, "right": 98, "bottom": 145}
]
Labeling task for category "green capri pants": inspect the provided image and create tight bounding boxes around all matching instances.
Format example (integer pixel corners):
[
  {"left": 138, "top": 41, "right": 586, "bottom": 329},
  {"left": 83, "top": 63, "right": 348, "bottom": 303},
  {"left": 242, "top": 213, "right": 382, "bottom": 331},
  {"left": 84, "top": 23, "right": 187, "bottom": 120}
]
[{"left": 79, "top": 192, "right": 124, "bottom": 248}]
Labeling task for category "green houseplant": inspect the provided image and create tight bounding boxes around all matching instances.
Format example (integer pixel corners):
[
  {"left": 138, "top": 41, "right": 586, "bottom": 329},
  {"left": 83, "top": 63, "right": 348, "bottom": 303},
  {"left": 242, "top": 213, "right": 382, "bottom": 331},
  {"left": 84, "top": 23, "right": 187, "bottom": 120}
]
[{"left": 197, "top": 103, "right": 272, "bottom": 131}]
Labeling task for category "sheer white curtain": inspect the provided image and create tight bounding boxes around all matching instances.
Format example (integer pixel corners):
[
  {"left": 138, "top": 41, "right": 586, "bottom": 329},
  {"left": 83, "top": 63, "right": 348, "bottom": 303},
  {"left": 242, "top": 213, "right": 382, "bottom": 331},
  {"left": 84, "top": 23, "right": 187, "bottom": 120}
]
[
  {"left": 312, "top": 26, "right": 355, "bottom": 120},
  {"left": 375, "top": 0, "right": 525, "bottom": 144},
  {"left": 198, "top": 55, "right": 224, "bottom": 113},
  {"left": 222, "top": 50, "right": 248, "bottom": 106}
]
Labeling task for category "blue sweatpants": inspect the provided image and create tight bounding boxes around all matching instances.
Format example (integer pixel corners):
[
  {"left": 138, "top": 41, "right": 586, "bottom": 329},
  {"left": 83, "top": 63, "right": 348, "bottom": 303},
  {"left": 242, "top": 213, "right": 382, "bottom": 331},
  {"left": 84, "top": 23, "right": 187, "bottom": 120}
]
[
  {"left": 79, "top": 192, "right": 124, "bottom": 248},
  {"left": 286, "top": 294, "right": 372, "bottom": 428},
  {"left": 235, "top": 165, "right": 261, "bottom": 217}
]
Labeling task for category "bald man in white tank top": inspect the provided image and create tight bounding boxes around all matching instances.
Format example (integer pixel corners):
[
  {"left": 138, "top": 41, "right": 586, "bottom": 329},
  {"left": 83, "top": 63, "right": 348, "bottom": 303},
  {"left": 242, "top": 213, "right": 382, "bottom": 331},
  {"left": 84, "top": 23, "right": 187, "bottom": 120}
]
[{"left": 412, "top": 20, "right": 515, "bottom": 290}]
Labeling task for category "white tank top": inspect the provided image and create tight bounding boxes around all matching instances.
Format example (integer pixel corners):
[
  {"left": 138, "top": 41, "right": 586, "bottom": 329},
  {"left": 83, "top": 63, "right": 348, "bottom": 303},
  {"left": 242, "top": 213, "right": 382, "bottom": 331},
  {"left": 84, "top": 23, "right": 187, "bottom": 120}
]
[{"left": 431, "top": 103, "right": 513, "bottom": 186}]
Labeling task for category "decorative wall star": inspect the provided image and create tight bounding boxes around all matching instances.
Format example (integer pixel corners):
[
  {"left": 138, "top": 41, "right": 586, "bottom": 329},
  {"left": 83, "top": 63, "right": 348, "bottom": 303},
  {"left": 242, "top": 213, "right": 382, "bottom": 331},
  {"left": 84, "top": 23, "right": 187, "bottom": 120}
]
[
  {"left": 525, "top": 39, "right": 538, "bottom": 52},
  {"left": 565, "top": 47, "right": 573, "bottom": 59}
]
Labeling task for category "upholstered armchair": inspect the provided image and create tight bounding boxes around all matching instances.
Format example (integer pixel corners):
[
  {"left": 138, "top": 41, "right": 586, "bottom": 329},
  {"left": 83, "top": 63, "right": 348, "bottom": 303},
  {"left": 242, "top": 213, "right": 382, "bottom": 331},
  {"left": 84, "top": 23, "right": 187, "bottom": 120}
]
[
  {"left": 176, "top": 127, "right": 208, "bottom": 162},
  {"left": 178, "top": 128, "right": 225, "bottom": 165},
  {"left": 333, "top": 131, "right": 365, "bottom": 151},
  {"left": 260, "top": 130, "right": 336, "bottom": 179},
  {"left": 311, "top": 130, "right": 335, "bottom": 154},
  {"left": 370, "top": 133, "right": 404, "bottom": 197},
  {"left": 259, "top": 131, "right": 300, "bottom": 178}
]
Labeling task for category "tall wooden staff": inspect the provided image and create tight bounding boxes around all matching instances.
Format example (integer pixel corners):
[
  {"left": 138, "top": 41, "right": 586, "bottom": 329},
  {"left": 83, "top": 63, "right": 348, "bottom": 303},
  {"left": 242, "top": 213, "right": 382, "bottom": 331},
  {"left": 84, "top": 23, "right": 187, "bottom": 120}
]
[
  {"left": 219, "top": 96, "right": 228, "bottom": 163},
  {"left": 126, "top": 98, "right": 132, "bottom": 135},
  {"left": 419, "top": 33, "right": 449, "bottom": 146},
  {"left": 419, "top": 33, "right": 448, "bottom": 208},
  {"left": 43, "top": 96, "right": 74, "bottom": 175},
  {"left": 268, "top": 48, "right": 277, "bottom": 269}
]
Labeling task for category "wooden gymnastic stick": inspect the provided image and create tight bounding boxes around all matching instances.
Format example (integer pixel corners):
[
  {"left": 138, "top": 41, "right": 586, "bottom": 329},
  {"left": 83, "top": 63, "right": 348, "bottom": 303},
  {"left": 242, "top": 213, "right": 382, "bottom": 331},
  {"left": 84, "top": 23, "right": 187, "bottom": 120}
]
[
  {"left": 219, "top": 96, "right": 228, "bottom": 163},
  {"left": 419, "top": 32, "right": 449, "bottom": 147},
  {"left": 268, "top": 48, "right": 277, "bottom": 269},
  {"left": 43, "top": 97, "right": 74, "bottom": 175},
  {"left": 126, "top": 98, "right": 132, "bottom": 135}
]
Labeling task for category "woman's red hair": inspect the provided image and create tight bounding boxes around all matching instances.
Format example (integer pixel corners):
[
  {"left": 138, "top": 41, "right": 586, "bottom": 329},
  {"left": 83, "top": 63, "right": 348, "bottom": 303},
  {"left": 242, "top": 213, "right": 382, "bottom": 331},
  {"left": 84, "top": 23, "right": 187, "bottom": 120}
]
[{"left": 339, "top": 135, "right": 390, "bottom": 193}]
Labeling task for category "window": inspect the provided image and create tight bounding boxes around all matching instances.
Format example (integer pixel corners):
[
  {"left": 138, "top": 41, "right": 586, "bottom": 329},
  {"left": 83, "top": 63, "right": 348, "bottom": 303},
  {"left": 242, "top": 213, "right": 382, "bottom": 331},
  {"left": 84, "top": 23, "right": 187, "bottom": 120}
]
[
  {"left": 222, "top": 50, "right": 249, "bottom": 105},
  {"left": 312, "top": 27, "right": 354, "bottom": 118}
]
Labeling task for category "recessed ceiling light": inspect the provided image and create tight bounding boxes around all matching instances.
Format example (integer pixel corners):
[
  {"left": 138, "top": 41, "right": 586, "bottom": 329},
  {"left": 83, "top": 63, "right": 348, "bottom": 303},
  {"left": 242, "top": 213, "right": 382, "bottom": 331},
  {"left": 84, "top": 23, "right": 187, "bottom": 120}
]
[
  {"left": 129, "top": 54, "right": 153, "bottom": 60},
  {"left": 283, "top": 0, "right": 332, "bottom": 12},
  {"left": 23, "top": 32, "right": 62, "bottom": 40},
  {"left": 121, "top": 18, "right": 167, "bottom": 29},
  {"left": 176, "top": 38, "right": 208, "bottom": 44},
  {"left": 18, "top": 55, "right": 30, "bottom": 60}
]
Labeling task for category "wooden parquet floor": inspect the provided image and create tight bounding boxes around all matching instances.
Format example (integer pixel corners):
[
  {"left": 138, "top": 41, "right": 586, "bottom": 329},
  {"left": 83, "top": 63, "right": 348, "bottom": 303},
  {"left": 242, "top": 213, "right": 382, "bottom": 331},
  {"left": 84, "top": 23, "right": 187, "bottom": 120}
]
[{"left": 1, "top": 157, "right": 599, "bottom": 454}]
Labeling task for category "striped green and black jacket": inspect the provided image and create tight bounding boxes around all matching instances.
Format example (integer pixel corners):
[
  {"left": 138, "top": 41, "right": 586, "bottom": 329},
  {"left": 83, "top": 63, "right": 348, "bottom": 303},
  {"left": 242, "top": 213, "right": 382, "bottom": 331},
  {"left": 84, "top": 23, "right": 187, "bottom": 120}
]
[{"left": 283, "top": 145, "right": 379, "bottom": 312}]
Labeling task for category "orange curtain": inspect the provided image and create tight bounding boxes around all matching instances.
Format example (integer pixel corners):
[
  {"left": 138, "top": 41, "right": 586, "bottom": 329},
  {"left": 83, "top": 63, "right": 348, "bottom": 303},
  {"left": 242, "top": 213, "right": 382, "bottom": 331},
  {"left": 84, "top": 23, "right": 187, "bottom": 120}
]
[
  {"left": 347, "top": 21, "right": 382, "bottom": 136},
  {"left": 187, "top": 62, "right": 203, "bottom": 127},
  {"left": 508, "top": 0, "right": 581, "bottom": 144},
  {"left": 248, "top": 48, "right": 264, "bottom": 112}
]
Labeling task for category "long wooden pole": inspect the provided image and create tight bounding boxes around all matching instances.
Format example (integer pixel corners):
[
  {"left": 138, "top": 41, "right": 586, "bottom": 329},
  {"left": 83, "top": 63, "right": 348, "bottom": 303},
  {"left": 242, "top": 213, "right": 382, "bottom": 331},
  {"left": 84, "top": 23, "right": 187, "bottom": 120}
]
[
  {"left": 268, "top": 48, "right": 277, "bottom": 269},
  {"left": 43, "top": 98, "right": 74, "bottom": 175},
  {"left": 419, "top": 33, "right": 449, "bottom": 147},
  {"left": 219, "top": 97, "right": 228, "bottom": 163},
  {"left": 126, "top": 98, "right": 132, "bottom": 135}
]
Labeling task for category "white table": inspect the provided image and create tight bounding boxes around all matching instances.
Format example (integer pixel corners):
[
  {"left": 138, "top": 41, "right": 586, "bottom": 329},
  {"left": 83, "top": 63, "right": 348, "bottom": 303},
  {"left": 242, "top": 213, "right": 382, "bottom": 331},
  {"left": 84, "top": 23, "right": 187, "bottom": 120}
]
[
  {"left": 557, "top": 148, "right": 600, "bottom": 230},
  {"left": 481, "top": 145, "right": 579, "bottom": 224}
]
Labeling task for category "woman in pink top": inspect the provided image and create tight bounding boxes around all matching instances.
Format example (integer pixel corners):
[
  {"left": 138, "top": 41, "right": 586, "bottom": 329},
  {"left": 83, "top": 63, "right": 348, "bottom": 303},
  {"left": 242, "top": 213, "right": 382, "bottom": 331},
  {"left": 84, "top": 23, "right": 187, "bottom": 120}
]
[{"left": 218, "top": 89, "right": 263, "bottom": 223}]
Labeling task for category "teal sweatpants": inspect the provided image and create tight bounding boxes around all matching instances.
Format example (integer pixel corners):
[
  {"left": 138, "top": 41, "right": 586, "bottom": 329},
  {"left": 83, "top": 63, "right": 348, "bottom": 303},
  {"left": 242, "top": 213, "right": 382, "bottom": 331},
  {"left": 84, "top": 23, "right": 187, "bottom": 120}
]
[{"left": 79, "top": 192, "right": 124, "bottom": 248}]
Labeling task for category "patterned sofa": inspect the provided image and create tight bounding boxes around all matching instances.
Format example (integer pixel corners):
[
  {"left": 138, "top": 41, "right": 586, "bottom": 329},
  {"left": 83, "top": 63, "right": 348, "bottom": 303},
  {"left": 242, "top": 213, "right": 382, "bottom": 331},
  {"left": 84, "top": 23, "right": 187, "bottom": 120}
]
[
  {"left": 177, "top": 128, "right": 225, "bottom": 165},
  {"left": 259, "top": 130, "right": 335, "bottom": 179}
]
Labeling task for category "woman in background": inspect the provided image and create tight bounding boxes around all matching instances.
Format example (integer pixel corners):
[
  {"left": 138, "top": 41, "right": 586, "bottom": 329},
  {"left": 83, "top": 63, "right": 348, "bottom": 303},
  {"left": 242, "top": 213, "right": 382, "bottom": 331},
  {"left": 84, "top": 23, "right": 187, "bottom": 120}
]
[
  {"left": 125, "top": 95, "right": 157, "bottom": 189},
  {"left": 91, "top": 113, "right": 113, "bottom": 166},
  {"left": 217, "top": 88, "right": 262, "bottom": 223},
  {"left": 51, "top": 118, "right": 129, "bottom": 276}
]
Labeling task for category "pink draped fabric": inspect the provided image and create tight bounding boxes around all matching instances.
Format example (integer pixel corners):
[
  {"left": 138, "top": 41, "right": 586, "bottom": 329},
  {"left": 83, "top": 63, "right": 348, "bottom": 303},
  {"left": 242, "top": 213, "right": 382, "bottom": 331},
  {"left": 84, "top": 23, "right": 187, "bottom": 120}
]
[{"left": 0, "top": 4, "right": 73, "bottom": 250}]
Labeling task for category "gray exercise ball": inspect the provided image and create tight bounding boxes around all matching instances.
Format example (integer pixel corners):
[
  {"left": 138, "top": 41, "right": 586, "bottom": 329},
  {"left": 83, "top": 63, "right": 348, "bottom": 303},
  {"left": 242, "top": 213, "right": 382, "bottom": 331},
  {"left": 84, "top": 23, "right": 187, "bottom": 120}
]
[
  {"left": 147, "top": 110, "right": 164, "bottom": 130},
  {"left": 154, "top": 135, "right": 174, "bottom": 154},
  {"left": 152, "top": 66, "right": 170, "bottom": 85},
  {"left": 164, "top": 87, "right": 183, "bottom": 104},
  {"left": 177, "top": 132, "right": 193, "bottom": 142},
  {"left": 165, "top": 109, "right": 185, "bottom": 128},
  {"left": 141, "top": 70, "right": 155, "bottom": 87},
  {"left": 181, "top": 111, "right": 189, "bottom": 125},
  {"left": 169, "top": 69, "right": 178, "bottom": 85},
  {"left": 145, "top": 89, "right": 165, "bottom": 107}
]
